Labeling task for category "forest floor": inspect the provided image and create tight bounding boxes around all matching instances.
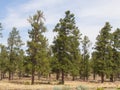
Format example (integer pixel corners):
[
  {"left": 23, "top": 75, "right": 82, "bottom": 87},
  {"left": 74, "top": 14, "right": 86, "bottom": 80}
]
[{"left": 0, "top": 79, "right": 120, "bottom": 90}]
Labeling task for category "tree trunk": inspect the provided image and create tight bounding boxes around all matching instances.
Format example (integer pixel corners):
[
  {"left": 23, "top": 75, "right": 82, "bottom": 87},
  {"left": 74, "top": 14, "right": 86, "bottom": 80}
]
[
  {"left": 110, "top": 74, "right": 114, "bottom": 82},
  {"left": 72, "top": 75, "right": 75, "bottom": 81},
  {"left": 83, "top": 76, "right": 85, "bottom": 81},
  {"left": 38, "top": 72, "right": 41, "bottom": 80},
  {"left": 49, "top": 73, "right": 51, "bottom": 79},
  {"left": 2, "top": 72, "right": 5, "bottom": 79},
  {"left": 79, "top": 70, "right": 82, "bottom": 79},
  {"left": 86, "top": 76, "right": 88, "bottom": 81},
  {"left": 101, "top": 73, "right": 104, "bottom": 83},
  {"left": 31, "top": 66, "right": 35, "bottom": 85},
  {"left": 11, "top": 72, "right": 14, "bottom": 80},
  {"left": 61, "top": 69, "right": 64, "bottom": 84},
  {"left": 19, "top": 71, "right": 22, "bottom": 79},
  {"left": 9, "top": 71, "right": 11, "bottom": 80},
  {"left": 56, "top": 70, "right": 60, "bottom": 80},
  {"left": 93, "top": 73, "right": 96, "bottom": 80},
  {"left": 48, "top": 73, "right": 51, "bottom": 82},
  {"left": 85, "top": 72, "right": 88, "bottom": 81},
  {"left": 0, "top": 71, "right": 2, "bottom": 80}
]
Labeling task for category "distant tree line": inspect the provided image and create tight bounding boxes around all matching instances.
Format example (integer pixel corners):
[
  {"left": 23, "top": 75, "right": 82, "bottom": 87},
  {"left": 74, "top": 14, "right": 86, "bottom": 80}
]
[{"left": 0, "top": 10, "right": 120, "bottom": 84}]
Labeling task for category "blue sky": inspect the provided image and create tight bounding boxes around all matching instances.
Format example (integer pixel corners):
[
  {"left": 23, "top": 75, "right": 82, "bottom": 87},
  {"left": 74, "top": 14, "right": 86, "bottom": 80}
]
[{"left": 1, "top": 0, "right": 120, "bottom": 50}]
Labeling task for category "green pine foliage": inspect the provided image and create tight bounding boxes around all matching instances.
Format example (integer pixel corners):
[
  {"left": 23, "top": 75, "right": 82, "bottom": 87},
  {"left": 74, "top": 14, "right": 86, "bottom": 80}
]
[
  {"left": 94, "top": 22, "right": 112, "bottom": 83},
  {"left": 27, "top": 10, "right": 50, "bottom": 84},
  {"left": 0, "top": 45, "right": 8, "bottom": 80},
  {"left": 110, "top": 28, "right": 120, "bottom": 81},
  {"left": 80, "top": 35, "right": 91, "bottom": 81},
  {"left": 52, "top": 10, "right": 81, "bottom": 84},
  {"left": 7, "top": 27, "right": 24, "bottom": 80}
]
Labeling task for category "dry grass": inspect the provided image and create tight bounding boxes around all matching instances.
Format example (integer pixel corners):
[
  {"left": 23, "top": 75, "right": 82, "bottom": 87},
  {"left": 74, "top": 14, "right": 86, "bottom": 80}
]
[
  {"left": 0, "top": 80, "right": 55, "bottom": 90},
  {"left": 0, "top": 79, "right": 120, "bottom": 90},
  {"left": 65, "top": 81, "right": 120, "bottom": 89}
]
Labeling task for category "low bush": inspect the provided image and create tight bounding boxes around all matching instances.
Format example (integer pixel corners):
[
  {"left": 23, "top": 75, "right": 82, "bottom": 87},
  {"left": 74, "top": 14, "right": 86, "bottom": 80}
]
[
  {"left": 53, "top": 86, "right": 71, "bottom": 90},
  {"left": 76, "top": 85, "right": 88, "bottom": 90},
  {"left": 96, "top": 87, "right": 104, "bottom": 90},
  {"left": 53, "top": 86, "right": 62, "bottom": 90},
  {"left": 24, "top": 81, "right": 30, "bottom": 85}
]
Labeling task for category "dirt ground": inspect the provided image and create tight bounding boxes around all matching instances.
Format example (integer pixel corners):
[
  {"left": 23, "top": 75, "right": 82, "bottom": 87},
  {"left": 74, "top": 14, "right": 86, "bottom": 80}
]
[{"left": 0, "top": 79, "right": 120, "bottom": 90}]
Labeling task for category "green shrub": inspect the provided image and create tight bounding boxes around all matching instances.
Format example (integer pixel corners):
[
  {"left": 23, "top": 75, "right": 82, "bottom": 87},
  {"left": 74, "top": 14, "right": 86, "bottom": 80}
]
[
  {"left": 96, "top": 87, "right": 104, "bottom": 90},
  {"left": 24, "top": 81, "right": 30, "bottom": 85},
  {"left": 117, "top": 88, "right": 120, "bottom": 90},
  {"left": 76, "top": 85, "right": 88, "bottom": 90},
  {"left": 53, "top": 86, "right": 71, "bottom": 90},
  {"left": 62, "top": 86, "right": 71, "bottom": 90},
  {"left": 53, "top": 86, "right": 62, "bottom": 90}
]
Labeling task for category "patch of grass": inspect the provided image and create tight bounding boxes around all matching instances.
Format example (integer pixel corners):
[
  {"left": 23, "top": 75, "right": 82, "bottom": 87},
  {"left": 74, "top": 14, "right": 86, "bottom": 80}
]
[
  {"left": 53, "top": 86, "right": 62, "bottom": 90},
  {"left": 24, "top": 81, "right": 30, "bottom": 85},
  {"left": 117, "top": 87, "right": 120, "bottom": 90},
  {"left": 53, "top": 86, "right": 71, "bottom": 90},
  {"left": 96, "top": 87, "right": 104, "bottom": 90},
  {"left": 62, "top": 86, "right": 71, "bottom": 90},
  {"left": 76, "top": 85, "right": 88, "bottom": 90}
]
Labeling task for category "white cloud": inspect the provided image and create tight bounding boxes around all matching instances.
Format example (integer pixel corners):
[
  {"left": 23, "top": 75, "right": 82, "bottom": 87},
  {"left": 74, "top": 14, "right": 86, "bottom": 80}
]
[
  {"left": 1, "top": 0, "right": 67, "bottom": 46},
  {"left": 1, "top": 0, "right": 120, "bottom": 48},
  {"left": 2, "top": 9, "right": 29, "bottom": 29},
  {"left": 2, "top": 0, "right": 65, "bottom": 29},
  {"left": 80, "top": 0, "right": 120, "bottom": 18},
  {"left": 20, "top": 0, "right": 63, "bottom": 12}
]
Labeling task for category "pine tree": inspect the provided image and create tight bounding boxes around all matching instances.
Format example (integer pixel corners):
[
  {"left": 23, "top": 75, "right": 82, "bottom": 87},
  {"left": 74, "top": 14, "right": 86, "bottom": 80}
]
[
  {"left": 27, "top": 10, "right": 49, "bottom": 84},
  {"left": 91, "top": 51, "right": 98, "bottom": 80},
  {"left": 110, "top": 28, "right": 120, "bottom": 81},
  {"left": 7, "top": 27, "right": 23, "bottom": 80},
  {"left": 0, "top": 45, "right": 8, "bottom": 80},
  {"left": 17, "top": 49, "right": 25, "bottom": 79},
  {"left": 80, "top": 35, "right": 91, "bottom": 81},
  {"left": 94, "top": 22, "right": 112, "bottom": 83},
  {"left": 52, "top": 10, "right": 81, "bottom": 84},
  {"left": 69, "top": 29, "right": 81, "bottom": 81}
]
